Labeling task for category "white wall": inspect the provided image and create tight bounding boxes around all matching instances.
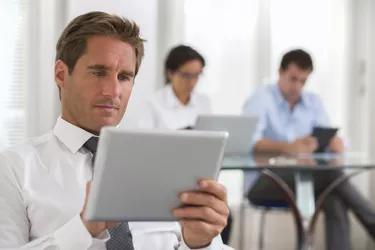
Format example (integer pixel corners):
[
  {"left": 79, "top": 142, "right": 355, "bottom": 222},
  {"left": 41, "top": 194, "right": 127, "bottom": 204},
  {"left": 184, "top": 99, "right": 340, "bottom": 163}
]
[
  {"left": 156, "top": 0, "right": 186, "bottom": 89},
  {"left": 367, "top": 1, "right": 375, "bottom": 157},
  {"left": 367, "top": 1, "right": 375, "bottom": 248}
]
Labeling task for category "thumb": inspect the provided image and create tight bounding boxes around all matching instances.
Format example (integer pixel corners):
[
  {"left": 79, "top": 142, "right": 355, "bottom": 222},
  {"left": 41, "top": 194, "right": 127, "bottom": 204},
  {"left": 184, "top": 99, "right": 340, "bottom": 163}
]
[
  {"left": 305, "top": 136, "right": 316, "bottom": 145},
  {"left": 310, "top": 137, "right": 318, "bottom": 148},
  {"left": 86, "top": 181, "right": 92, "bottom": 197},
  {"left": 81, "top": 181, "right": 92, "bottom": 220}
]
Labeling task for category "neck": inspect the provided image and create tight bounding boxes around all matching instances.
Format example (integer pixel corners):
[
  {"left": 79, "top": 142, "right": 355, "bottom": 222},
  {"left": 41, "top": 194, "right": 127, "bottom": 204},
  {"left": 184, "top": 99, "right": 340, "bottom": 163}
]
[
  {"left": 172, "top": 85, "right": 190, "bottom": 105},
  {"left": 289, "top": 102, "right": 297, "bottom": 110}
]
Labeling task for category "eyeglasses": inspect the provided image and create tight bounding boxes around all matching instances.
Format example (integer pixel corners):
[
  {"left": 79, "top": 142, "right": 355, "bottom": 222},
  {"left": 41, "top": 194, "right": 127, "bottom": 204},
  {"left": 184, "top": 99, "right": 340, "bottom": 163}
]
[{"left": 176, "top": 71, "right": 202, "bottom": 80}]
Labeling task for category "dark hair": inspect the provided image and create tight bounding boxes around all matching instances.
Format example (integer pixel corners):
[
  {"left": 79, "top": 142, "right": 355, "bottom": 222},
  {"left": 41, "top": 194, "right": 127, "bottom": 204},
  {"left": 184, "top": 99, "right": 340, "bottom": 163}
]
[
  {"left": 280, "top": 49, "right": 313, "bottom": 71},
  {"left": 164, "top": 45, "right": 205, "bottom": 84}
]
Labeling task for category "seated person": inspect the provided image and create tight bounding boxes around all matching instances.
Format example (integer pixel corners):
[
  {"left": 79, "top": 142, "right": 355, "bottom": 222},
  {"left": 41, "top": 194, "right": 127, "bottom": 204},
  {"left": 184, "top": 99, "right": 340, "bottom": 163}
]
[
  {"left": 0, "top": 12, "right": 231, "bottom": 250},
  {"left": 135, "top": 44, "right": 232, "bottom": 244},
  {"left": 242, "top": 49, "right": 375, "bottom": 250},
  {"left": 136, "top": 45, "right": 211, "bottom": 130}
]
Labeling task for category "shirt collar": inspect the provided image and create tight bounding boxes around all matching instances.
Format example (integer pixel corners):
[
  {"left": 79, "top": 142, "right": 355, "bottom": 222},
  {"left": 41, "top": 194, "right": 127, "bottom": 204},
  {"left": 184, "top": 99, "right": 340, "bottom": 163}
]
[
  {"left": 165, "top": 84, "right": 197, "bottom": 108},
  {"left": 53, "top": 116, "right": 96, "bottom": 154},
  {"left": 273, "top": 83, "right": 310, "bottom": 108}
]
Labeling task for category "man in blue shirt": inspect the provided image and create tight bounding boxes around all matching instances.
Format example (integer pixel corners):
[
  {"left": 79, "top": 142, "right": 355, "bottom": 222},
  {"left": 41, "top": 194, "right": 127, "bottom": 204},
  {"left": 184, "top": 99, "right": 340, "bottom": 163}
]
[{"left": 243, "top": 49, "right": 375, "bottom": 250}]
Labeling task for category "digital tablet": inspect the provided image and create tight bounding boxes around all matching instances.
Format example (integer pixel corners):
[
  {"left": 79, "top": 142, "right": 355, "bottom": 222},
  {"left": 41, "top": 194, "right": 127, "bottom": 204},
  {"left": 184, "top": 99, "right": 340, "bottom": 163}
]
[
  {"left": 85, "top": 128, "right": 228, "bottom": 222},
  {"left": 311, "top": 126, "right": 338, "bottom": 153},
  {"left": 177, "top": 126, "right": 194, "bottom": 130},
  {"left": 195, "top": 115, "right": 259, "bottom": 156}
]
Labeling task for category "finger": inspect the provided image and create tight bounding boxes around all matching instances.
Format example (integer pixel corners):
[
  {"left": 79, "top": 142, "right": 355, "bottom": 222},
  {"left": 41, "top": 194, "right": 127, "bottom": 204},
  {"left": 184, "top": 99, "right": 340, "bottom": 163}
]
[
  {"left": 173, "top": 206, "right": 227, "bottom": 226},
  {"left": 304, "top": 136, "right": 316, "bottom": 146},
  {"left": 179, "top": 191, "right": 229, "bottom": 215},
  {"left": 330, "top": 136, "right": 338, "bottom": 142},
  {"left": 106, "top": 221, "right": 121, "bottom": 228},
  {"left": 198, "top": 180, "right": 227, "bottom": 203},
  {"left": 86, "top": 181, "right": 92, "bottom": 196},
  {"left": 180, "top": 219, "right": 223, "bottom": 237},
  {"left": 311, "top": 137, "right": 318, "bottom": 148}
]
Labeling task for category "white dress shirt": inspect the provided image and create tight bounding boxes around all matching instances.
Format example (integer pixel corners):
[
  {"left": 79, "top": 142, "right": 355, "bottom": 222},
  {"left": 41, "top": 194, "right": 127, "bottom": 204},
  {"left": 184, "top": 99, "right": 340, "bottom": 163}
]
[
  {"left": 0, "top": 117, "right": 230, "bottom": 250},
  {"left": 136, "top": 85, "right": 212, "bottom": 129}
]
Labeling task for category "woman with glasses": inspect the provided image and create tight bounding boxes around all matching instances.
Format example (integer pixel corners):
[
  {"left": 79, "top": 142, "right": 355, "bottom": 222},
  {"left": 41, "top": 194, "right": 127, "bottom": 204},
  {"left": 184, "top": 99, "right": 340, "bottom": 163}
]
[
  {"left": 135, "top": 45, "right": 233, "bottom": 245},
  {"left": 136, "top": 45, "right": 211, "bottom": 130}
]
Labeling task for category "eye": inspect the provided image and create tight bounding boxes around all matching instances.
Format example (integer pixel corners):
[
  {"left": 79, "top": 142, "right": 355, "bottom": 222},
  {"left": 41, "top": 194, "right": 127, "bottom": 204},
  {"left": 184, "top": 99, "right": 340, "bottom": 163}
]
[
  {"left": 92, "top": 71, "right": 106, "bottom": 77},
  {"left": 118, "top": 74, "right": 130, "bottom": 82}
]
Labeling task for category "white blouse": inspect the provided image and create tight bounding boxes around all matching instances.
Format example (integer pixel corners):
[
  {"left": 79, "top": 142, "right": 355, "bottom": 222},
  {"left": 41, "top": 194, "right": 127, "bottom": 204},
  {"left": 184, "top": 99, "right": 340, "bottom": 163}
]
[{"left": 135, "top": 85, "right": 212, "bottom": 130}]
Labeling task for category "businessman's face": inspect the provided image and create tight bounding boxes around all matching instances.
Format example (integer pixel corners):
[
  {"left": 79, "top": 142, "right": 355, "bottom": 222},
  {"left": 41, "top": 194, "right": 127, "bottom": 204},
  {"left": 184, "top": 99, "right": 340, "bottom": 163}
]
[
  {"left": 55, "top": 35, "right": 136, "bottom": 134},
  {"left": 278, "top": 63, "right": 312, "bottom": 105}
]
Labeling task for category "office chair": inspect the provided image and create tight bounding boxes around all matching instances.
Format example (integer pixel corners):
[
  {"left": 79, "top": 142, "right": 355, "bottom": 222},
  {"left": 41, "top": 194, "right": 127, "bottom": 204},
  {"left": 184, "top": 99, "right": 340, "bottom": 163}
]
[
  {"left": 239, "top": 196, "right": 289, "bottom": 250},
  {"left": 250, "top": 200, "right": 289, "bottom": 250}
]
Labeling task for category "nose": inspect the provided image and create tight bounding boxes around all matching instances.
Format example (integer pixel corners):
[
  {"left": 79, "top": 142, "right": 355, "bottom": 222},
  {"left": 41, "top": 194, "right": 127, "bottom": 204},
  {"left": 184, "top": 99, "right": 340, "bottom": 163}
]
[
  {"left": 187, "top": 78, "right": 198, "bottom": 88},
  {"left": 102, "top": 75, "right": 120, "bottom": 98}
]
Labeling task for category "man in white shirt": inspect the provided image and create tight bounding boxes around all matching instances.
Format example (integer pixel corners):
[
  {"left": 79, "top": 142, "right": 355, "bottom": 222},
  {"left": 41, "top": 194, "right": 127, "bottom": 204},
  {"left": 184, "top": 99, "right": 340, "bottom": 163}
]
[{"left": 0, "top": 11, "right": 231, "bottom": 250}]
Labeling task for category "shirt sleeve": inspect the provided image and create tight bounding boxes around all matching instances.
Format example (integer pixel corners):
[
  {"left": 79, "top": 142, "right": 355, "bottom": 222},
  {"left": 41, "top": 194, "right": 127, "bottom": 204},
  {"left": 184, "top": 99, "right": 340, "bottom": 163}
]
[
  {"left": 242, "top": 92, "right": 269, "bottom": 150},
  {"left": 0, "top": 153, "right": 110, "bottom": 250}
]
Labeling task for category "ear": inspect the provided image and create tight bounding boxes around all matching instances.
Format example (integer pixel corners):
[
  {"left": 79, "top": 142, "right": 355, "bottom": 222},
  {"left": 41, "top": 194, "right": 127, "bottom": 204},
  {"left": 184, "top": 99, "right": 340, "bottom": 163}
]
[
  {"left": 55, "top": 60, "right": 68, "bottom": 91},
  {"left": 278, "top": 68, "right": 283, "bottom": 77},
  {"left": 167, "top": 71, "right": 174, "bottom": 82}
]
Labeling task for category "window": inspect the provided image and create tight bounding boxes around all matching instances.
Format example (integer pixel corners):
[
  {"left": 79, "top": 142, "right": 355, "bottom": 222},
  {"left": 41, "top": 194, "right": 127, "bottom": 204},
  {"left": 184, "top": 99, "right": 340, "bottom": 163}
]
[
  {"left": 0, "top": 0, "right": 29, "bottom": 148},
  {"left": 184, "top": 0, "right": 261, "bottom": 114}
]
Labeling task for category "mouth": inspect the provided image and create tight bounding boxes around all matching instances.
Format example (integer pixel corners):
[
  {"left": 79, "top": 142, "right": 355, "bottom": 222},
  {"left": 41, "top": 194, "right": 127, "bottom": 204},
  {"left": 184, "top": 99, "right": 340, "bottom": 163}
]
[{"left": 94, "top": 105, "right": 119, "bottom": 111}]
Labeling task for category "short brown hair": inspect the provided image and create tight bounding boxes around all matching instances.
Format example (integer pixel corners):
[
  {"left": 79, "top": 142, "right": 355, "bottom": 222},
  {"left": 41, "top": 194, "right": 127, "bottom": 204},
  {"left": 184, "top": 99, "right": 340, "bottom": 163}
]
[{"left": 56, "top": 11, "right": 145, "bottom": 97}]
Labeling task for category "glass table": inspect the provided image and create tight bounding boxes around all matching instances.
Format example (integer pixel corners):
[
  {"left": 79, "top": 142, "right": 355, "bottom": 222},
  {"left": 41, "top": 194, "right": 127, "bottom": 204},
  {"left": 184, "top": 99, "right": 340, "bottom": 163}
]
[{"left": 221, "top": 152, "right": 375, "bottom": 250}]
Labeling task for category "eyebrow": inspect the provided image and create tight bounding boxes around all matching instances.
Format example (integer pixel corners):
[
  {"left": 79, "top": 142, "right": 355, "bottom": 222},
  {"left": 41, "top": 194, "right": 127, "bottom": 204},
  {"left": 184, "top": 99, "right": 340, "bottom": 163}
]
[
  {"left": 87, "top": 64, "right": 135, "bottom": 77},
  {"left": 87, "top": 64, "right": 111, "bottom": 70}
]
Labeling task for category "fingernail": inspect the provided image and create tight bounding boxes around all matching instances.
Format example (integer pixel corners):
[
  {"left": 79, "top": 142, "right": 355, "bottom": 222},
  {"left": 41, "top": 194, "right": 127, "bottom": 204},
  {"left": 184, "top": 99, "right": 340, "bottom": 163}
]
[
  {"left": 200, "top": 181, "right": 208, "bottom": 188},
  {"left": 172, "top": 209, "right": 179, "bottom": 216},
  {"left": 181, "top": 193, "right": 188, "bottom": 202}
]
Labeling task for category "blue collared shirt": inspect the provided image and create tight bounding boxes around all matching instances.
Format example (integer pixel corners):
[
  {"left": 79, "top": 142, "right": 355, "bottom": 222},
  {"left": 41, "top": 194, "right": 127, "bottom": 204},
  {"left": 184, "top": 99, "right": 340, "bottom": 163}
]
[
  {"left": 244, "top": 83, "right": 330, "bottom": 145},
  {"left": 241, "top": 83, "right": 331, "bottom": 190}
]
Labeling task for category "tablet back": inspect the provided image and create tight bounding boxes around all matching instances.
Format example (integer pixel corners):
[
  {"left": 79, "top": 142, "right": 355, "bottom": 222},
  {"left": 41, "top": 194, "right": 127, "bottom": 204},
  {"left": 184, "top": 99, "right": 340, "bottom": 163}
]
[
  {"left": 85, "top": 128, "right": 228, "bottom": 222},
  {"left": 195, "top": 115, "right": 259, "bottom": 155}
]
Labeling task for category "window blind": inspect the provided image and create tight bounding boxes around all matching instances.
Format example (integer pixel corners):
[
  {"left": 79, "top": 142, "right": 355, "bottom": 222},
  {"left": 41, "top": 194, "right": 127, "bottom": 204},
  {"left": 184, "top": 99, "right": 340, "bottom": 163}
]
[{"left": 0, "top": 0, "right": 28, "bottom": 148}]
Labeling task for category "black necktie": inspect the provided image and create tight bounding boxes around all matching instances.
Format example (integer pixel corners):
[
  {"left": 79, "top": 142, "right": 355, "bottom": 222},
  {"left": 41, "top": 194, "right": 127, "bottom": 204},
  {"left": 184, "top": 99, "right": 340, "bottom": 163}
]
[{"left": 84, "top": 137, "right": 134, "bottom": 250}]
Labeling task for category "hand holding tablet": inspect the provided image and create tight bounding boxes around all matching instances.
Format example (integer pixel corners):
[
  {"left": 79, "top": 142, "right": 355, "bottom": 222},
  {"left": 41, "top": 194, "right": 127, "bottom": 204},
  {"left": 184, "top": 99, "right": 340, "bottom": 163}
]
[
  {"left": 311, "top": 126, "right": 339, "bottom": 153},
  {"left": 173, "top": 179, "right": 230, "bottom": 248},
  {"left": 83, "top": 128, "right": 229, "bottom": 247}
]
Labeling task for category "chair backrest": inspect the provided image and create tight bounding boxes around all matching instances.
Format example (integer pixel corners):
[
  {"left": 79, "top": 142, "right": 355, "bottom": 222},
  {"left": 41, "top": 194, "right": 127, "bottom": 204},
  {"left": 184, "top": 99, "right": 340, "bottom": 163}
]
[{"left": 250, "top": 200, "right": 289, "bottom": 209}]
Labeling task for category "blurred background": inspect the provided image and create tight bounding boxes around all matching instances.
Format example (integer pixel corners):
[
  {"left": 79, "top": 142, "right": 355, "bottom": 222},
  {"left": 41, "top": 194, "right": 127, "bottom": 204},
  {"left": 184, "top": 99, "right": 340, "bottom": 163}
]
[{"left": 1, "top": 0, "right": 375, "bottom": 249}]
